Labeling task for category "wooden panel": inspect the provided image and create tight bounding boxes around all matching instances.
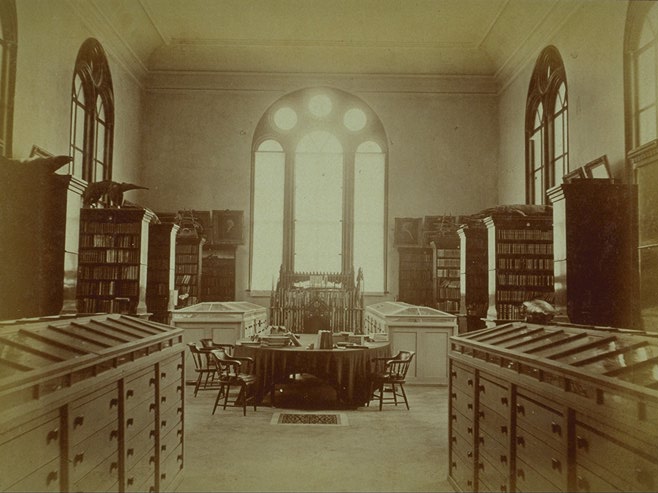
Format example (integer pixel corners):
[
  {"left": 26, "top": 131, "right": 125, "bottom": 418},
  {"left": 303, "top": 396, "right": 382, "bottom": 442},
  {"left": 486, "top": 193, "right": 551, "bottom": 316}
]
[
  {"left": 69, "top": 383, "right": 118, "bottom": 445},
  {"left": 3, "top": 458, "right": 60, "bottom": 492},
  {"left": 418, "top": 329, "right": 450, "bottom": 383},
  {"left": 69, "top": 421, "right": 119, "bottom": 484}
]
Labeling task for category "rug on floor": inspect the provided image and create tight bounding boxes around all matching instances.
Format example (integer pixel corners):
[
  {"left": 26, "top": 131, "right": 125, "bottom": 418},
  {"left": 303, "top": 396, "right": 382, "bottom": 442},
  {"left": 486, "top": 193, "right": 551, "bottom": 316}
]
[{"left": 270, "top": 412, "right": 349, "bottom": 426}]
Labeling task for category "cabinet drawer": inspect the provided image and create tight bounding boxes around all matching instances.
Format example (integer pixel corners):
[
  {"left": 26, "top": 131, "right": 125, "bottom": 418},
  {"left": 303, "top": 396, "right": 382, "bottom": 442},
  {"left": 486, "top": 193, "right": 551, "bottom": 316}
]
[
  {"left": 159, "top": 354, "right": 184, "bottom": 389},
  {"left": 5, "top": 458, "right": 60, "bottom": 492},
  {"left": 0, "top": 412, "right": 61, "bottom": 490},
  {"left": 125, "top": 398, "right": 156, "bottom": 440},
  {"left": 160, "top": 419, "right": 184, "bottom": 458},
  {"left": 450, "top": 448, "right": 475, "bottom": 491},
  {"left": 478, "top": 402, "right": 509, "bottom": 447},
  {"left": 71, "top": 453, "right": 119, "bottom": 493},
  {"left": 478, "top": 451, "right": 509, "bottom": 493},
  {"left": 70, "top": 421, "right": 119, "bottom": 484},
  {"left": 159, "top": 442, "right": 184, "bottom": 492},
  {"left": 478, "top": 428, "right": 509, "bottom": 478},
  {"left": 451, "top": 427, "right": 474, "bottom": 465},
  {"left": 515, "top": 457, "right": 563, "bottom": 493},
  {"left": 575, "top": 463, "right": 625, "bottom": 493},
  {"left": 516, "top": 392, "right": 565, "bottom": 446},
  {"left": 478, "top": 376, "right": 510, "bottom": 415},
  {"left": 450, "top": 363, "right": 475, "bottom": 393},
  {"left": 125, "top": 453, "right": 156, "bottom": 493},
  {"left": 159, "top": 379, "right": 184, "bottom": 413},
  {"left": 124, "top": 367, "right": 157, "bottom": 410},
  {"left": 125, "top": 425, "right": 156, "bottom": 471},
  {"left": 451, "top": 408, "right": 475, "bottom": 443},
  {"left": 69, "top": 383, "right": 119, "bottom": 445},
  {"left": 451, "top": 387, "right": 475, "bottom": 418},
  {"left": 159, "top": 399, "right": 184, "bottom": 433},
  {"left": 575, "top": 421, "right": 658, "bottom": 492},
  {"left": 516, "top": 424, "right": 567, "bottom": 490}
]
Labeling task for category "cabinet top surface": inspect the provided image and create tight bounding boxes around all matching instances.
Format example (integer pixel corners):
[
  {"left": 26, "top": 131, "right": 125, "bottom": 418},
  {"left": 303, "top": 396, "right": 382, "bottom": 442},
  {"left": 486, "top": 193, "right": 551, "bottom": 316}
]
[
  {"left": 172, "top": 301, "right": 267, "bottom": 316},
  {"left": 366, "top": 301, "right": 456, "bottom": 320}
]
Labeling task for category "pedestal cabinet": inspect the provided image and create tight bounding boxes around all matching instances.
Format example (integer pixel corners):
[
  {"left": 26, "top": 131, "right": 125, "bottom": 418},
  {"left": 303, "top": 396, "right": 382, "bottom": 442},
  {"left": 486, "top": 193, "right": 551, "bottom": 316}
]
[
  {"left": 449, "top": 321, "right": 658, "bottom": 492},
  {"left": 0, "top": 314, "right": 185, "bottom": 492}
]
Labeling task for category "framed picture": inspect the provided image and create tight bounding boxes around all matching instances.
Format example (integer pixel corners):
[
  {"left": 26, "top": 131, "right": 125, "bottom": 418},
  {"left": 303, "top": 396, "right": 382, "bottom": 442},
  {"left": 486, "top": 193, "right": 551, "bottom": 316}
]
[
  {"left": 394, "top": 217, "right": 422, "bottom": 246},
  {"left": 583, "top": 155, "right": 611, "bottom": 179},
  {"left": 562, "top": 167, "right": 586, "bottom": 183},
  {"left": 213, "top": 209, "right": 244, "bottom": 245}
]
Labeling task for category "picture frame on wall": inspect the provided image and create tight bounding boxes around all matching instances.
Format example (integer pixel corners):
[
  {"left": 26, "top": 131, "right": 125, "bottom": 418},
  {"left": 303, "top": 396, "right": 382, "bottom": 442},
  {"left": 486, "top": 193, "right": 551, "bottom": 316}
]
[
  {"left": 583, "top": 155, "right": 612, "bottom": 179},
  {"left": 394, "top": 217, "right": 422, "bottom": 247},
  {"left": 213, "top": 209, "right": 244, "bottom": 245},
  {"left": 562, "top": 167, "right": 586, "bottom": 183}
]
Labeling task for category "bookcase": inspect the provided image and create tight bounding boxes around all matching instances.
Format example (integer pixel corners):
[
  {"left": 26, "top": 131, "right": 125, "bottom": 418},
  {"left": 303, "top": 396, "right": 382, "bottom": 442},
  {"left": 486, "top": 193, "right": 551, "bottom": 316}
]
[
  {"left": 77, "top": 208, "right": 155, "bottom": 315},
  {"left": 457, "top": 220, "right": 488, "bottom": 331},
  {"left": 397, "top": 246, "right": 433, "bottom": 306},
  {"left": 483, "top": 214, "right": 554, "bottom": 322},
  {"left": 147, "top": 223, "right": 179, "bottom": 323},
  {"left": 174, "top": 235, "right": 205, "bottom": 308},
  {"left": 548, "top": 180, "right": 637, "bottom": 328},
  {"left": 200, "top": 246, "right": 236, "bottom": 302},
  {"left": 431, "top": 237, "right": 461, "bottom": 314}
]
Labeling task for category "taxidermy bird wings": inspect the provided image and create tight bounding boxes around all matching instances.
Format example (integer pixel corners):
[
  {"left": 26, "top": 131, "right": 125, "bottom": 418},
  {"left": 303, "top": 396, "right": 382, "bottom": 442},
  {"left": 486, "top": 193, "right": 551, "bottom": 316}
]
[
  {"left": 83, "top": 180, "right": 149, "bottom": 208},
  {"left": 0, "top": 154, "right": 72, "bottom": 175}
]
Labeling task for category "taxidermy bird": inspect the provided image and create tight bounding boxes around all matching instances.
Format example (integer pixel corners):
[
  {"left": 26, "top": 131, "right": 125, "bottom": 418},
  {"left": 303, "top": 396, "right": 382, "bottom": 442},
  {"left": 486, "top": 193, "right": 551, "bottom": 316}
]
[
  {"left": 0, "top": 154, "right": 72, "bottom": 176},
  {"left": 83, "top": 180, "right": 149, "bottom": 208}
]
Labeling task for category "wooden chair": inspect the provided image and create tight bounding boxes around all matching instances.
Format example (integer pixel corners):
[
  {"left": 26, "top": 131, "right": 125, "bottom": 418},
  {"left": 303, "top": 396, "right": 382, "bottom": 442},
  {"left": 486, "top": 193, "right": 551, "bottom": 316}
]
[
  {"left": 368, "top": 351, "right": 416, "bottom": 411},
  {"left": 187, "top": 342, "right": 218, "bottom": 397},
  {"left": 210, "top": 349, "right": 258, "bottom": 416}
]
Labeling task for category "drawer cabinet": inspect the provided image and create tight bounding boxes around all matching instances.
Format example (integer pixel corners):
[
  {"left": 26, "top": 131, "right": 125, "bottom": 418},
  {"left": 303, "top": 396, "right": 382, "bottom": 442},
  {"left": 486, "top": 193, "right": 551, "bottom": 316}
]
[{"left": 449, "top": 321, "right": 658, "bottom": 493}]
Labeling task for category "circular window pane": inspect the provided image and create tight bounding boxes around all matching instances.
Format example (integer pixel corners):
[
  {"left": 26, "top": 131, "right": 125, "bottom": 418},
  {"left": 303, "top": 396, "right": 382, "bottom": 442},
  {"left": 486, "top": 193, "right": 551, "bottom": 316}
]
[
  {"left": 273, "top": 107, "right": 297, "bottom": 130},
  {"left": 344, "top": 108, "right": 367, "bottom": 131},
  {"left": 308, "top": 94, "right": 332, "bottom": 117}
]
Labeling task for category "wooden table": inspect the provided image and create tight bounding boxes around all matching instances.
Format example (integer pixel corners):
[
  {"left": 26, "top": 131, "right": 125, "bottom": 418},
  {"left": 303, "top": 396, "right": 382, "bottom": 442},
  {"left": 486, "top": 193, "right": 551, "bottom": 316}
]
[{"left": 234, "top": 337, "right": 390, "bottom": 407}]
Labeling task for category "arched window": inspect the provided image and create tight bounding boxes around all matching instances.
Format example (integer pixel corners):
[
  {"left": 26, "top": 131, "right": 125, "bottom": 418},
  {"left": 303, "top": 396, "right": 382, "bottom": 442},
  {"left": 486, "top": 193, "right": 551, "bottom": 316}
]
[
  {"left": 525, "top": 46, "right": 568, "bottom": 204},
  {"left": 69, "top": 38, "right": 114, "bottom": 182},
  {"left": 251, "top": 87, "right": 388, "bottom": 293},
  {"left": 0, "top": 0, "right": 16, "bottom": 158},
  {"left": 625, "top": 1, "right": 658, "bottom": 150}
]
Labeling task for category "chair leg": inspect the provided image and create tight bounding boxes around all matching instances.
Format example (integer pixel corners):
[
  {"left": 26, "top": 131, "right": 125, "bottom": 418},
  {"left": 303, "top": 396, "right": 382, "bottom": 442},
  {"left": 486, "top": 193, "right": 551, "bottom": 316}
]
[
  {"left": 223, "top": 384, "right": 231, "bottom": 410},
  {"left": 212, "top": 384, "right": 224, "bottom": 415},
  {"left": 400, "top": 383, "right": 410, "bottom": 410},
  {"left": 392, "top": 383, "right": 398, "bottom": 406},
  {"left": 194, "top": 372, "right": 203, "bottom": 397},
  {"left": 379, "top": 382, "right": 384, "bottom": 411}
]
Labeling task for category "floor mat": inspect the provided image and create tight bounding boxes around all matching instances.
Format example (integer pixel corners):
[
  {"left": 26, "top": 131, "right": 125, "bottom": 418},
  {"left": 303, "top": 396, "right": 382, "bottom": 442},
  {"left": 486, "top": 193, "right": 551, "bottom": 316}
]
[{"left": 270, "top": 412, "right": 349, "bottom": 426}]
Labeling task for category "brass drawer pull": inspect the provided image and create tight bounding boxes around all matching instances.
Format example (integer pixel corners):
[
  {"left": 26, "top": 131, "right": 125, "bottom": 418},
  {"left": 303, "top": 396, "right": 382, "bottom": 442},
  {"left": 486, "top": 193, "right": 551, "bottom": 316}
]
[
  {"left": 73, "top": 416, "right": 84, "bottom": 428},
  {"left": 46, "top": 428, "right": 59, "bottom": 444},
  {"left": 73, "top": 453, "right": 84, "bottom": 465},
  {"left": 46, "top": 471, "right": 58, "bottom": 484},
  {"left": 551, "top": 458, "right": 561, "bottom": 472},
  {"left": 576, "top": 435, "right": 588, "bottom": 451}
]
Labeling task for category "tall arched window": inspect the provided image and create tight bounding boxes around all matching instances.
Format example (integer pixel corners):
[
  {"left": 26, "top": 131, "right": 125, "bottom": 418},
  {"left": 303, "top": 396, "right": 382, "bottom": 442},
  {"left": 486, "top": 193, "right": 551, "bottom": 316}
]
[
  {"left": 525, "top": 45, "right": 568, "bottom": 204},
  {"left": 625, "top": 1, "right": 658, "bottom": 150},
  {"left": 250, "top": 87, "right": 388, "bottom": 293},
  {"left": 0, "top": 0, "right": 16, "bottom": 158},
  {"left": 69, "top": 38, "right": 114, "bottom": 182}
]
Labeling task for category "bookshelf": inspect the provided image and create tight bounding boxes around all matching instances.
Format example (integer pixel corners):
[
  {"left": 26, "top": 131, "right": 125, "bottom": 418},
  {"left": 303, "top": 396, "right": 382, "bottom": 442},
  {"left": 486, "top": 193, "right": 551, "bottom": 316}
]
[
  {"left": 146, "top": 222, "right": 179, "bottom": 323},
  {"left": 548, "top": 180, "right": 637, "bottom": 328},
  {"left": 174, "top": 235, "right": 205, "bottom": 308},
  {"left": 397, "top": 246, "right": 433, "bottom": 306},
  {"left": 483, "top": 214, "right": 554, "bottom": 322},
  {"left": 77, "top": 208, "right": 155, "bottom": 315},
  {"left": 457, "top": 220, "right": 488, "bottom": 330},
  {"left": 200, "top": 246, "right": 236, "bottom": 302},
  {"left": 431, "top": 237, "right": 461, "bottom": 314}
]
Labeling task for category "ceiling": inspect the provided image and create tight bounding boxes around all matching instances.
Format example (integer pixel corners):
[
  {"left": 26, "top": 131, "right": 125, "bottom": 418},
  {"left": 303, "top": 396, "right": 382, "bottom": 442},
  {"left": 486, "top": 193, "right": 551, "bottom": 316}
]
[{"left": 89, "top": 0, "right": 577, "bottom": 79}]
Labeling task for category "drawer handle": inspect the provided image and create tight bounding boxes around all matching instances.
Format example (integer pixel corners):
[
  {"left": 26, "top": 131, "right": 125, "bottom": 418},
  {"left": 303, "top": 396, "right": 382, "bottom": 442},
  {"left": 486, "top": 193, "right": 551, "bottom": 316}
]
[
  {"left": 451, "top": 371, "right": 457, "bottom": 378},
  {"left": 161, "top": 396, "right": 167, "bottom": 403},
  {"left": 478, "top": 411, "right": 485, "bottom": 418},
  {"left": 500, "top": 426, "right": 508, "bottom": 435},
  {"left": 177, "top": 407, "right": 183, "bottom": 415},
  {"left": 150, "top": 403, "right": 156, "bottom": 412},
  {"left": 451, "top": 461, "right": 456, "bottom": 468},
  {"left": 516, "top": 436, "right": 525, "bottom": 446},
  {"left": 110, "top": 429, "right": 118, "bottom": 439},
  {"left": 577, "top": 475, "right": 589, "bottom": 491},
  {"left": 451, "top": 392, "right": 457, "bottom": 399},
  {"left": 451, "top": 436, "right": 457, "bottom": 443},
  {"left": 551, "top": 458, "right": 561, "bottom": 472},
  {"left": 479, "top": 385, "right": 485, "bottom": 393},
  {"left": 150, "top": 430, "right": 156, "bottom": 438},
  {"left": 127, "top": 448, "right": 134, "bottom": 457},
  {"left": 467, "top": 403, "right": 473, "bottom": 410},
  {"left": 177, "top": 429, "right": 183, "bottom": 437},
  {"left": 127, "top": 418, "right": 134, "bottom": 427},
  {"left": 177, "top": 363, "right": 183, "bottom": 370},
  {"left": 46, "top": 471, "right": 58, "bottom": 484},
  {"left": 177, "top": 454, "right": 183, "bottom": 465},
  {"left": 110, "top": 461, "right": 118, "bottom": 472},
  {"left": 162, "top": 420, "right": 167, "bottom": 427},
  {"left": 149, "top": 487, "right": 155, "bottom": 493},
  {"left": 576, "top": 435, "right": 588, "bottom": 451},
  {"left": 150, "top": 456, "right": 156, "bottom": 464},
  {"left": 478, "top": 462, "right": 485, "bottom": 471},
  {"left": 161, "top": 444, "right": 167, "bottom": 452},
  {"left": 517, "top": 468, "right": 525, "bottom": 479},
  {"left": 127, "top": 477, "right": 135, "bottom": 486},
  {"left": 551, "top": 421, "right": 561, "bottom": 435},
  {"left": 177, "top": 385, "right": 183, "bottom": 392},
  {"left": 161, "top": 473, "right": 167, "bottom": 480},
  {"left": 479, "top": 436, "right": 485, "bottom": 445},
  {"left": 467, "top": 451, "right": 473, "bottom": 458},
  {"left": 73, "top": 416, "right": 84, "bottom": 428},
  {"left": 500, "top": 455, "right": 507, "bottom": 464},
  {"left": 451, "top": 414, "right": 457, "bottom": 421},
  {"left": 516, "top": 404, "right": 525, "bottom": 415},
  {"left": 467, "top": 378, "right": 473, "bottom": 386},
  {"left": 501, "top": 397, "right": 508, "bottom": 406},
  {"left": 74, "top": 453, "right": 84, "bottom": 465},
  {"left": 46, "top": 428, "right": 59, "bottom": 444},
  {"left": 110, "top": 398, "right": 118, "bottom": 408},
  {"left": 467, "top": 480, "right": 473, "bottom": 487},
  {"left": 161, "top": 372, "right": 167, "bottom": 379},
  {"left": 150, "top": 378, "right": 156, "bottom": 386},
  {"left": 127, "top": 389, "right": 134, "bottom": 398},
  {"left": 467, "top": 427, "right": 473, "bottom": 435}
]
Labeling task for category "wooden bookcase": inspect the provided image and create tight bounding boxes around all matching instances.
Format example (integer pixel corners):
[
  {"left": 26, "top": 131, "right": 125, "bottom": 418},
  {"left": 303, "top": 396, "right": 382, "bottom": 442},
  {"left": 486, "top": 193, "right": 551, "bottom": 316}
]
[
  {"left": 397, "top": 246, "right": 433, "bottom": 306},
  {"left": 77, "top": 208, "right": 155, "bottom": 315},
  {"left": 431, "top": 237, "right": 461, "bottom": 314},
  {"left": 457, "top": 221, "right": 488, "bottom": 330},
  {"left": 174, "top": 235, "right": 205, "bottom": 308},
  {"left": 147, "top": 223, "right": 179, "bottom": 323},
  {"left": 483, "top": 214, "right": 554, "bottom": 322},
  {"left": 200, "top": 246, "right": 236, "bottom": 302},
  {"left": 548, "top": 180, "right": 637, "bottom": 328}
]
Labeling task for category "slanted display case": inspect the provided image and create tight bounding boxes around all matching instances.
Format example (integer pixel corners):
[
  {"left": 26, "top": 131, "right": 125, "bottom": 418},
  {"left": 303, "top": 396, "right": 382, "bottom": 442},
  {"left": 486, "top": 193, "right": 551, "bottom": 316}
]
[
  {"left": 364, "top": 301, "right": 457, "bottom": 384},
  {"left": 448, "top": 321, "right": 658, "bottom": 492},
  {"left": 0, "top": 314, "right": 185, "bottom": 493}
]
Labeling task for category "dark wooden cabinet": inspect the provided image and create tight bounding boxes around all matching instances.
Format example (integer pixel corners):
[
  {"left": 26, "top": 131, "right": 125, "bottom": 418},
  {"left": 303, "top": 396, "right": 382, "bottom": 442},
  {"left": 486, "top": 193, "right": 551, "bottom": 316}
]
[
  {"left": 457, "top": 221, "right": 488, "bottom": 331},
  {"left": 398, "top": 246, "right": 433, "bottom": 306},
  {"left": 200, "top": 247, "right": 236, "bottom": 302},
  {"left": 449, "top": 321, "right": 658, "bottom": 492},
  {"left": 483, "top": 214, "right": 554, "bottom": 322},
  {"left": 548, "top": 180, "right": 638, "bottom": 328},
  {"left": 147, "top": 223, "right": 179, "bottom": 323},
  {"left": 432, "top": 237, "right": 461, "bottom": 314},
  {"left": 174, "top": 236, "right": 205, "bottom": 308},
  {"left": 77, "top": 208, "right": 155, "bottom": 315}
]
